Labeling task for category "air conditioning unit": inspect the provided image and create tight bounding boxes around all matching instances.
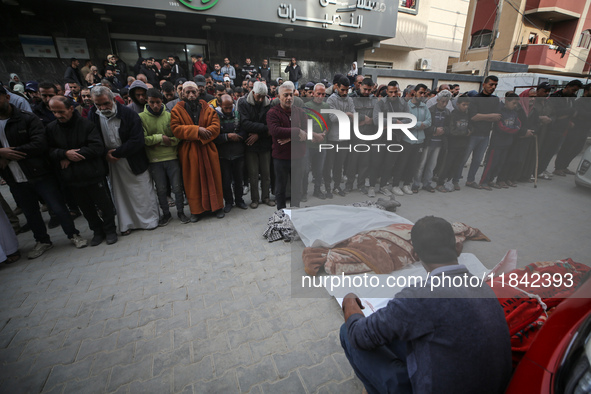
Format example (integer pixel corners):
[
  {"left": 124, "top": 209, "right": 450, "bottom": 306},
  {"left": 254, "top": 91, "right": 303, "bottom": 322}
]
[{"left": 417, "top": 58, "right": 432, "bottom": 71}]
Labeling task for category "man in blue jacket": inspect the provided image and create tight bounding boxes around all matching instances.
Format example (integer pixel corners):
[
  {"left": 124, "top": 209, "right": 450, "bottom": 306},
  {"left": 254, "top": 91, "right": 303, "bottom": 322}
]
[{"left": 340, "top": 216, "right": 512, "bottom": 394}]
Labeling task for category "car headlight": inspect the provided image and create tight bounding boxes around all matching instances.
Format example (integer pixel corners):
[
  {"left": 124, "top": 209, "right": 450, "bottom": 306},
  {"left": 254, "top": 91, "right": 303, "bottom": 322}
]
[
  {"left": 555, "top": 314, "right": 591, "bottom": 393},
  {"left": 579, "top": 160, "right": 591, "bottom": 176}
]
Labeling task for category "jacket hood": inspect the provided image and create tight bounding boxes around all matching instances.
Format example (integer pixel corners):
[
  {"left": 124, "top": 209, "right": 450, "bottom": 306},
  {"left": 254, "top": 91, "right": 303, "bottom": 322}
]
[
  {"left": 246, "top": 90, "right": 270, "bottom": 107},
  {"left": 215, "top": 104, "right": 236, "bottom": 118},
  {"left": 129, "top": 80, "right": 148, "bottom": 105}
]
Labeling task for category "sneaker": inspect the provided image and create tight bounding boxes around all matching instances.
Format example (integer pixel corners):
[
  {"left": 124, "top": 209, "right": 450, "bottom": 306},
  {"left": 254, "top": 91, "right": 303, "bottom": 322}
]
[
  {"left": 542, "top": 170, "right": 554, "bottom": 178},
  {"left": 48, "top": 216, "right": 60, "bottom": 229},
  {"left": 392, "top": 186, "right": 404, "bottom": 196},
  {"left": 106, "top": 233, "right": 118, "bottom": 245},
  {"left": 301, "top": 194, "right": 308, "bottom": 202},
  {"left": 333, "top": 188, "right": 346, "bottom": 197},
  {"left": 223, "top": 203, "right": 232, "bottom": 213},
  {"left": 312, "top": 190, "right": 326, "bottom": 200},
  {"left": 190, "top": 214, "right": 201, "bottom": 223},
  {"left": 380, "top": 186, "right": 393, "bottom": 197},
  {"left": 90, "top": 233, "right": 105, "bottom": 247},
  {"left": 158, "top": 213, "right": 172, "bottom": 227},
  {"left": 263, "top": 198, "right": 276, "bottom": 207},
  {"left": 27, "top": 242, "right": 53, "bottom": 259},
  {"left": 250, "top": 202, "right": 259, "bottom": 209},
  {"left": 368, "top": 187, "right": 376, "bottom": 198},
  {"left": 177, "top": 212, "right": 190, "bottom": 224},
  {"left": 538, "top": 172, "right": 551, "bottom": 180},
  {"left": 402, "top": 185, "right": 413, "bottom": 195},
  {"left": 216, "top": 209, "right": 225, "bottom": 219},
  {"left": 70, "top": 234, "right": 88, "bottom": 249}
]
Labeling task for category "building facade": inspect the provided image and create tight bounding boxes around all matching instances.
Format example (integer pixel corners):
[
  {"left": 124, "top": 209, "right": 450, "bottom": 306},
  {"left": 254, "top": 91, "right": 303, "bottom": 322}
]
[
  {"left": 1, "top": 0, "right": 399, "bottom": 85},
  {"left": 453, "top": 0, "right": 591, "bottom": 77},
  {"left": 360, "top": 0, "right": 484, "bottom": 91}
]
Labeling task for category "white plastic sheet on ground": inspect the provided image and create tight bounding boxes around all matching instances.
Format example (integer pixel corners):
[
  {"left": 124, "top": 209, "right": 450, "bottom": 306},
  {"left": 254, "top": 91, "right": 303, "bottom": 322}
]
[{"left": 287, "top": 205, "right": 412, "bottom": 248}]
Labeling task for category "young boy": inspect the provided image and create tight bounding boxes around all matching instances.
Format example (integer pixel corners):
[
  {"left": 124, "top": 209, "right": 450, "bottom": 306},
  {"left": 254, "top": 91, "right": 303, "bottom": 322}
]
[
  {"left": 479, "top": 93, "right": 521, "bottom": 190},
  {"left": 437, "top": 95, "right": 471, "bottom": 191},
  {"left": 140, "top": 88, "right": 188, "bottom": 225}
]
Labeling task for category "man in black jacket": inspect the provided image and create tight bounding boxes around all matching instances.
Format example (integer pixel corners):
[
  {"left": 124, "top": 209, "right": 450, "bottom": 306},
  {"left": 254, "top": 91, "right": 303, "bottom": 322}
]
[
  {"left": 0, "top": 87, "right": 87, "bottom": 259},
  {"left": 238, "top": 82, "right": 275, "bottom": 208},
  {"left": 140, "top": 57, "right": 161, "bottom": 88},
  {"left": 242, "top": 58, "right": 257, "bottom": 81},
  {"left": 88, "top": 86, "right": 159, "bottom": 235},
  {"left": 47, "top": 96, "right": 117, "bottom": 246},
  {"left": 63, "top": 58, "right": 86, "bottom": 88},
  {"left": 284, "top": 58, "right": 303, "bottom": 90},
  {"left": 551, "top": 80, "right": 586, "bottom": 176}
]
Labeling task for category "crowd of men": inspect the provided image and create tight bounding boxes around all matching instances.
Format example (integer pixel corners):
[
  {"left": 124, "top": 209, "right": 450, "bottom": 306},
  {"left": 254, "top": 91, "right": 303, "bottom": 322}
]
[{"left": 1, "top": 53, "right": 590, "bottom": 263}]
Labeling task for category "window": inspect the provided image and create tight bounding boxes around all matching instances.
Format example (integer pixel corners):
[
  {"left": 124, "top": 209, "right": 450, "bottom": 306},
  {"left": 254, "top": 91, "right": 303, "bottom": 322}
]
[
  {"left": 578, "top": 30, "right": 591, "bottom": 49},
  {"left": 363, "top": 61, "right": 393, "bottom": 69},
  {"left": 528, "top": 32, "right": 538, "bottom": 44},
  {"left": 399, "top": 0, "right": 418, "bottom": 14},
  {"left": 470, "top": 30, "right": 493, "bottom": 49}
]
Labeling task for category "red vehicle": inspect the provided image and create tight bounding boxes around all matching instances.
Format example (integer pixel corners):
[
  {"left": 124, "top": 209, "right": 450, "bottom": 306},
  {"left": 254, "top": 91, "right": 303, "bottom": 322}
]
[{"left": 506, "top": 275, "right": 591, "bottom": 393}]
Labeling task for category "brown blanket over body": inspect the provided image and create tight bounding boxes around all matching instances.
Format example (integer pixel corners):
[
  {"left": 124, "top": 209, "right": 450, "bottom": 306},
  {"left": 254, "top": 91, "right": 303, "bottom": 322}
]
[{"left": 303, "top": 222, "right": 489, "bottom": 276}]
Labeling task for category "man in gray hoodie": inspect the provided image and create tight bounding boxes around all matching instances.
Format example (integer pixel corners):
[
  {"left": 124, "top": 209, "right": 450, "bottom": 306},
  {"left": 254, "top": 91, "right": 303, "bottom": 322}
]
[{"left": 127, "top": 80, "right": 149, "bottom": 114}]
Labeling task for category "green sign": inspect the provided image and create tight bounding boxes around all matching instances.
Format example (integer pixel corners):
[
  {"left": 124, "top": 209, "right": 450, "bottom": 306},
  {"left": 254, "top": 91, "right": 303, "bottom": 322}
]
[{"left": 178, "top": 0, "right": 218, "bottom": 11}]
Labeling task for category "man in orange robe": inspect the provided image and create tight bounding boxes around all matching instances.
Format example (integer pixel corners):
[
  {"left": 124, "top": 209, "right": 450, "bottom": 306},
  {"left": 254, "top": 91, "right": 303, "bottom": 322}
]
[{"left": 170, "top": 81, "right": 224, "bottom": 222}]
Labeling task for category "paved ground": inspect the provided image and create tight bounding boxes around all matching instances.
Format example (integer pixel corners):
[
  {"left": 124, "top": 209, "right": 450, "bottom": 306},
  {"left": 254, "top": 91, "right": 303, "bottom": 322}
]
[{"left": 1, "top": 157, "right": 590, "bottom": 393}]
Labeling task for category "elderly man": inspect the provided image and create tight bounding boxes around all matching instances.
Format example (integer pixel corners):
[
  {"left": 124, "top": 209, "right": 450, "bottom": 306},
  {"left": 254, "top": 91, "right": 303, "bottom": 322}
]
[
  {"left": 238, "top": 81, "right": 274, "bottom": 209},
  {"left": 88, "top": 86, "right": 159, "bottom": 235},
  {"left": 170, "top": 81, "right": 224, "bottom": 221},
  {"left": 214, "top": 94, "right": 247, "bottom": 212},
  {"left": 267, "top": 81, "right": 307, "bottom": 210},
  {"left": 340, "top": 216, "right": 512, "bottom": 393},
  {"left": 47, "top": 96, "right": 117, "bottom": 246}
]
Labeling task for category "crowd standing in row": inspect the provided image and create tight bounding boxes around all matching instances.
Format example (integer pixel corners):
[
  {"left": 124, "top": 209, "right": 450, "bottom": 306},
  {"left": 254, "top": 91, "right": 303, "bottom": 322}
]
[{"left": 1, "top": 54, "right": 590, "bottom": 263}]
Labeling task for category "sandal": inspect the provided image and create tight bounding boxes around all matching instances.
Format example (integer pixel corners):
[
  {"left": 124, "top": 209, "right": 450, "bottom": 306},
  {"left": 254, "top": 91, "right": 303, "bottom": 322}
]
[
  {"left": 453, "top": 183, "right": 461, "bottom": 191},
  {"left": 489, "top": 182, "right": 502, "bottom": 189},
  {"left": 481, "top": 184, "right": 492, "bottom": 191},
  {"left": 507, "top": 181, "right": 518, "bottom": 187},
  {"left": 466, "top": 182, "right": 482, "bottom": 190},
  {"left": 121, "top": 230, "right": 132, "bottom": 236},
  {"left": 435, "top": 185, "right": 447, "bottom": 193},
  {"left": 497, "top": 181, "right": 509, "bottom": 189},
  {"left": 5, "top": 252, "right": 21, "bottom": 264}
]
